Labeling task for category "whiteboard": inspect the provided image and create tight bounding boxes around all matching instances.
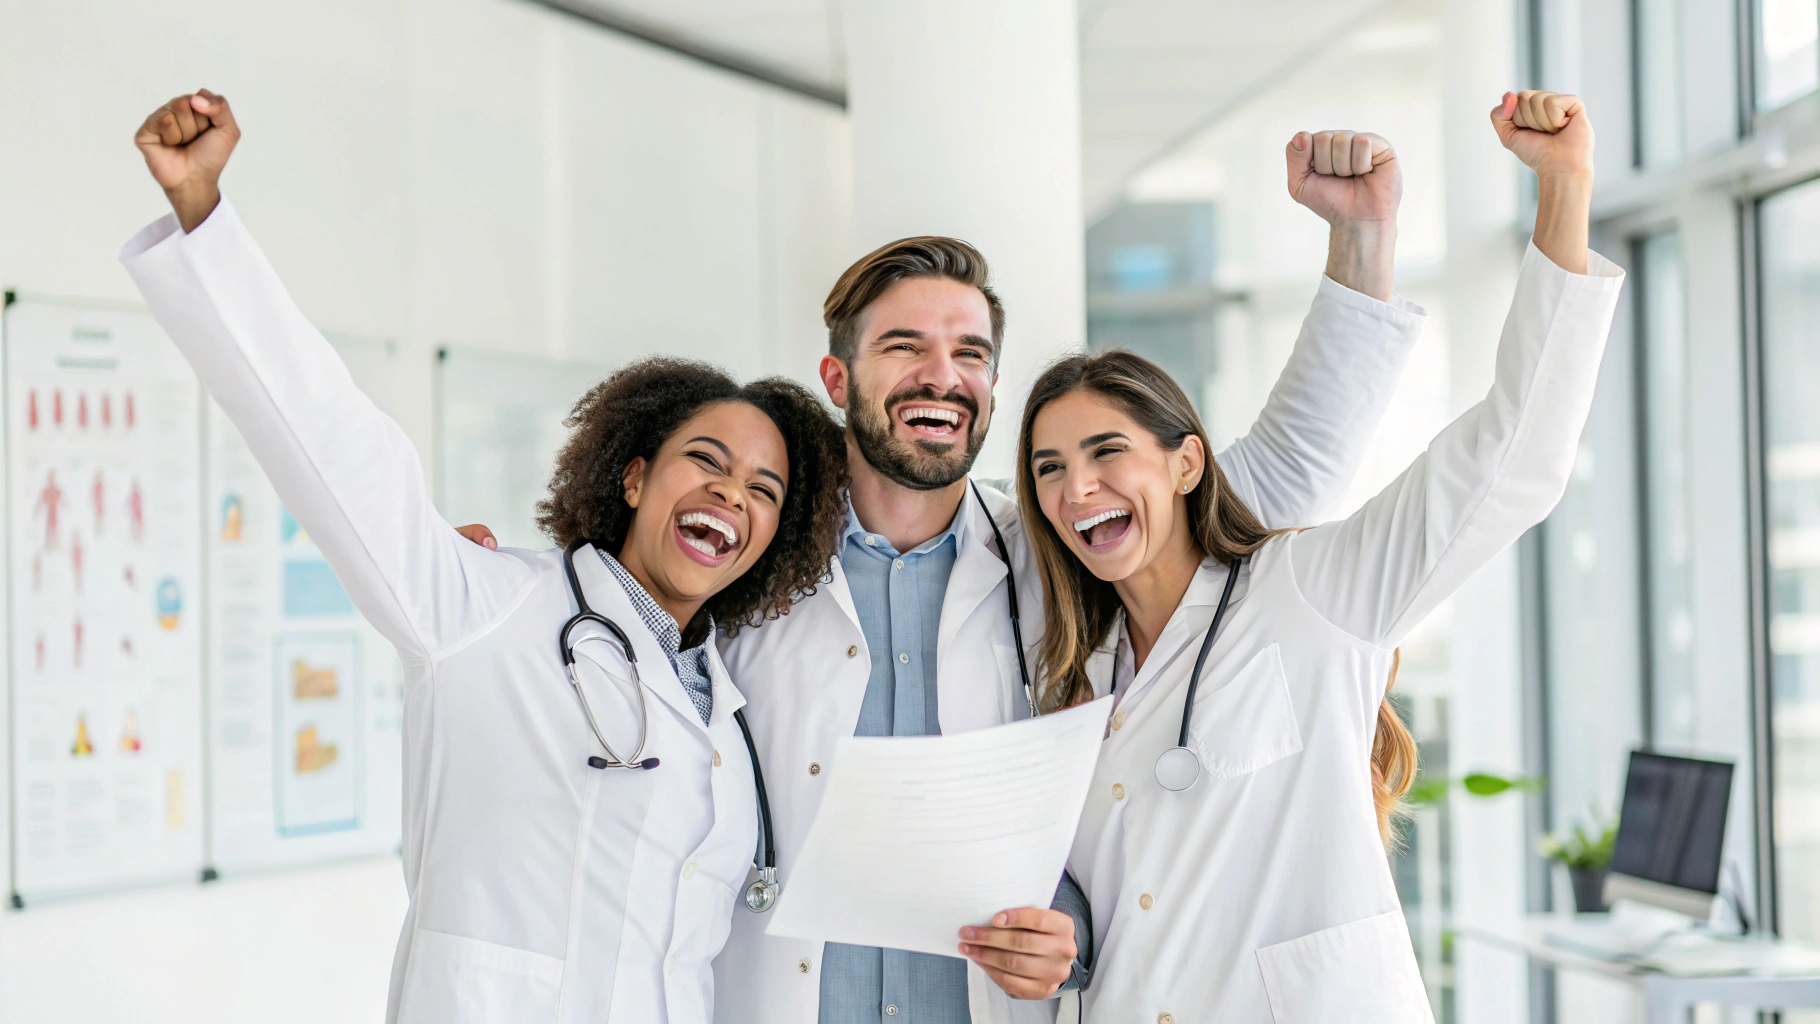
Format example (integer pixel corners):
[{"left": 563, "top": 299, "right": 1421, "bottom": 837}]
[
  {"left": 434, "top": 347, "right": 610, "bottom": 550},
  {"left": 4, "top": 299, "right": 205, "bottom": 902},
  {"left": 202, "top": 335, "right": 404, "bottom": 874}
]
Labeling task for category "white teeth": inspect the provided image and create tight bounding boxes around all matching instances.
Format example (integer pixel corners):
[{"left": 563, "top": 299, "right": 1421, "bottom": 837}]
[
  {"left": 901, "top": 406, "right": 961, "bottom": 425},
  {"left": 677, "top": 511, "right": 738, "bottom": 548},
  {"left": 681, "top": 535, "right": 718, "bottom": 557},
  {"left": 1073, "top": 509, "right": 1129, "bottom": 533}
]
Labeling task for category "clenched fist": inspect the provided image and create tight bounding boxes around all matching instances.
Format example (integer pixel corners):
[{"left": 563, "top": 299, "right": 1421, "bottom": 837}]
[
  {"left": 1285, "top": 130, "right": 1401, "bottom": 226},
  {"left": 1491, "top": 90, "right": 1593, "bottom": 180},
  {"left": 135, "top": 90, "right": 240, "bottom": 233}
]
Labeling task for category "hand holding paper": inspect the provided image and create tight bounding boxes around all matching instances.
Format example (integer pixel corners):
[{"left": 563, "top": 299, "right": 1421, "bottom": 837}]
[{"left": 765, "top": 696, "right": 1112, "bottom": 963}]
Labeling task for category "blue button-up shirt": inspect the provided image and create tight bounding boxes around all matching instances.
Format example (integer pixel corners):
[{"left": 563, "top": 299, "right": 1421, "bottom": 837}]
[{"left": 818, "top": 499, "right": 1088, "bottom": 1024}]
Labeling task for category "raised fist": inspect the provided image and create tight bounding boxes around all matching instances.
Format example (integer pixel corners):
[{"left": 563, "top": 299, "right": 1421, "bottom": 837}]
[
  {"left": 1491, "top": 90, "right": 1593, "bottom": 179},
  {"left": 1285, "top": 130, "right": 1401, "bottom": 226},
  {"left": 134, "top": 90, "right": 240, "bottom": 232}
]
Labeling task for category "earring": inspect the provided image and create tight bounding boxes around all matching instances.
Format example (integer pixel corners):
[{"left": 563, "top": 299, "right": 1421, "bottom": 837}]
[{"left": 1183, "top": 484, "right": 1191, "bottom": 492}]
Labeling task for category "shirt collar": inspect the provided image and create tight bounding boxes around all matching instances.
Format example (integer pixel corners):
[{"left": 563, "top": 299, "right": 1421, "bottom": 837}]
[
  {"left": 596, "top": 549, "right": 713, "bottom": 657},
  {"left": 840, "top": 490, "right": 970, "bottom": 557}
]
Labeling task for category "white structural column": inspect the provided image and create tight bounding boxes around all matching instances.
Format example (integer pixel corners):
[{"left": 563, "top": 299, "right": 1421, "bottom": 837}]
[{"left": 845, "top": 0, "right": 1087, "bottom": 477}]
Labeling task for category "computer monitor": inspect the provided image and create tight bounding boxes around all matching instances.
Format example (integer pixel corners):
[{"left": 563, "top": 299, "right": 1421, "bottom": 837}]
[{"left": 1603, "top": 751, "right": 1734, "bottom": 919}]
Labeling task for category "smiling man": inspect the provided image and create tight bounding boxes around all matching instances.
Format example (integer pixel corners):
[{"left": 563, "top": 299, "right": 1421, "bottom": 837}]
[{"left": 461, "top": 129, "right": 1430, "bottom": 1023}]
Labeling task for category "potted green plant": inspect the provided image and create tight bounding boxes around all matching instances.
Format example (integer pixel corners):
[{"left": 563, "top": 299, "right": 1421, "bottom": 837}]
[{"left": 1538, "top": 816, "right": 1618, "bottom": 913}]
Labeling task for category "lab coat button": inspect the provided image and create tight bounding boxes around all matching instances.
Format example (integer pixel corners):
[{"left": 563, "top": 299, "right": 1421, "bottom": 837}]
[
  {"left": 1139, "top": 893, "right": 1155, "bottom": 910},
  {"left": 1111, "top": 783, "right": 1126, "bottom": 801},
  {"left": 847, "top": 645, "right": 859, "bottom": 658},
  {"left": 712, "top": 750, "right": 722, "bottom": 767},
  {"left": 809, "top": 762, "right": 821, "bottom": 776},
  {"left": 797, "top": 958, "right": 812, "bottom": 974},
  {"left": 1158, "top": 1014, "right": 1174, "bottom": 1024},
  {"left": 683, "top": 861, "right": 697, "bottom": 880},
  {"left": 1112, "top": 712, "right": 1126, "bottom": 730}
]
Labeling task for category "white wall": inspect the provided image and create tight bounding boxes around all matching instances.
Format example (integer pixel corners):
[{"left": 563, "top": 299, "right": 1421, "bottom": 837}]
[{"left": 0, "top": 2, "right": 851, "bottom": 1018}]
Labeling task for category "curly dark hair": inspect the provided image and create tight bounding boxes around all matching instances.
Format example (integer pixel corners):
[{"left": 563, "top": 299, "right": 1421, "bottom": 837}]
[{"left": 536, "top": 357, "right": 848, "bottom": 635}]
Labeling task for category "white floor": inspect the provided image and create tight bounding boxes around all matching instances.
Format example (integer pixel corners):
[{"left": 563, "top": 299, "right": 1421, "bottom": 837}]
[{"left": 0, "top": 857, "right": 406, "bottom": 1024}]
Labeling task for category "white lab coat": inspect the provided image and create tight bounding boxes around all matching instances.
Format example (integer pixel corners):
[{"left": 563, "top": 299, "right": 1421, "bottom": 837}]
[
  {"left": 121, "top": 202, "right": 761, "bottom": 1024},
  {"left": 1070, "top": 243, "right": 1623, "bottom": 1023},
  {"left": 713, "top": 276, "right": 1429, "bottom": 1024}
]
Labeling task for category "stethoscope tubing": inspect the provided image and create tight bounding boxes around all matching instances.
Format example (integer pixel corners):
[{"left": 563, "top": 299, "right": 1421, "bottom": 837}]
[
  {"left": 558, "top": 540, "right": 777, "bottom": 908},
  {"left": 1177, "top": 557, "right": 1244, "bottom": 749}
]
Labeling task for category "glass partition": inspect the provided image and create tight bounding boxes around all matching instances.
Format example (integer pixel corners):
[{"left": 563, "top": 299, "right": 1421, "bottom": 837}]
[{"left": 1758, "top": 177, "right": 1820, "bottom": 943}]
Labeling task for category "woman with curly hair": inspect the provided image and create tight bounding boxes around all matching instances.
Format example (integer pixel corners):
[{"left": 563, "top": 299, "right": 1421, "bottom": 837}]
[{"left": 121, "top": 90, "right": 848, "bottom": 1024}]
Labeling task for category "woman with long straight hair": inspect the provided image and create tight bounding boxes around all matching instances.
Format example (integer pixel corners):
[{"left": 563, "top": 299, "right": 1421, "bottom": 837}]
[{"left": 1016, "top": 92, "right": 1622, "bottom": 1022}]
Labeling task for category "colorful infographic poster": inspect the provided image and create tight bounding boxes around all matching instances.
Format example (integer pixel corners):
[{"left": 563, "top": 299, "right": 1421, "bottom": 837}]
[
  {"left": 4, "top": 299, "right": 204, "bottom": 901},
  {"left": 204, "top": 336, "right": 402, "bottom": 872}
]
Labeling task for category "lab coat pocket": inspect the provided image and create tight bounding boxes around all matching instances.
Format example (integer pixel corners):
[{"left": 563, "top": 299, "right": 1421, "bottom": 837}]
[
  {"left": 1255, "top": 910, "right": 1434, "bottom": 1023},
  {"left": 399, "top": 927, "right": 564, "bottom": 1024},
  {"left": 1187, "top": 642, "right": 1301, "bottom": 778}
]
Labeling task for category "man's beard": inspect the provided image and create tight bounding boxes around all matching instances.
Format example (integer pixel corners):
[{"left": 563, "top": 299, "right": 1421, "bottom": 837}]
[{"left": 847, "top": 378, "right": 987, "bottom": 491}]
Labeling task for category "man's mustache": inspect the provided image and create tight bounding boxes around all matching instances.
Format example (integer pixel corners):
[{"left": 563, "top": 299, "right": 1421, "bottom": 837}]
[{"left": 882, "top": 386, "right": 980, "bottom": 422}]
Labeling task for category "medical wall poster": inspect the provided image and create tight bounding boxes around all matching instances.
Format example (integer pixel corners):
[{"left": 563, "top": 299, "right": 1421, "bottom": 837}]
[
  {"left": 204, "top": 335, "right": 402, "bottom": 872},
  {"left": 435, "top": 346, "right": 610, "bottom": 550},
  {"left": 4, "top": 299, "right": 205, "bottom": 901}
]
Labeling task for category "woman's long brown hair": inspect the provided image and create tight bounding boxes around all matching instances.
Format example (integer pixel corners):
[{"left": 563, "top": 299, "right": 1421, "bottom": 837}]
[{"left": 1015, "top": 349, "right": 1417, "bottom": 849}]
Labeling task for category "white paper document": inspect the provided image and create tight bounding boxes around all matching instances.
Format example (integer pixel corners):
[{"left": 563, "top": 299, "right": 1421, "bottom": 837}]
[{"left": 766, "top": 696, "right": 1113, "bottom": 957}]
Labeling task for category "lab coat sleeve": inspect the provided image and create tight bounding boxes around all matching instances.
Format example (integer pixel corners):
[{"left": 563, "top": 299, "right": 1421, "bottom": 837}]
[
  {"left": 1290, "top": 242, "right": 1624, "bottom": 649},
  {"left": 120, "top": 200, "right": 535, "bottom": 659},
  {"left": 1211, "top": 276, "right": 1426, "bottom": 529}
]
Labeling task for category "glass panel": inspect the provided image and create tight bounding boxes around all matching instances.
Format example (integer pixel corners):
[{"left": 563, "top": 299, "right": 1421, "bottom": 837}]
[
  {"left": 1639, "top": 233, "right": 1698, "bottom": 747},
  {"left": 1635, "top": 0, "right": 1683, "bottom": 166},
  {"left": 1758, "top": 0, "right": 1820, "bottom": 111},
  {"left": 1760, "top": 177, "right": 1820, "bottom": 943}
]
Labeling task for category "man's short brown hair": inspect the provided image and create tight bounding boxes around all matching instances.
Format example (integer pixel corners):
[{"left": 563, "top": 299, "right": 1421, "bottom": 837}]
[{"left": 822, "top": 236, "right": 1005, "bottom": 363}]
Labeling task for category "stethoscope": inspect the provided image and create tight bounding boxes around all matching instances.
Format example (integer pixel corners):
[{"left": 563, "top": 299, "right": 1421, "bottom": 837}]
[
  {"left": 559, "top": 541, "right": 780, "bottom": 913},
  {"left": 1117, "top": 556, "right": 1243, "bottom": 793}
]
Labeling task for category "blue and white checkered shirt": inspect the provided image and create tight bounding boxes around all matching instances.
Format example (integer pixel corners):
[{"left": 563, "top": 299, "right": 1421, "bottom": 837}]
[{"left": 598, "top": 549, "right": 714, "bottom": 725}]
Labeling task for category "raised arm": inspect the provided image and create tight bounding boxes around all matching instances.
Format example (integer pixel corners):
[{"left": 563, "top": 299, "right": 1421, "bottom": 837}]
[
  {"left": 1291, "top": 92, "right": 1622, "bottom": 650},
  {"left": 1213, "top": 131, "right": 1426, "bottom": 528},
  {"left": 123, "top": 91, "right": 532, "bottom": 658}
]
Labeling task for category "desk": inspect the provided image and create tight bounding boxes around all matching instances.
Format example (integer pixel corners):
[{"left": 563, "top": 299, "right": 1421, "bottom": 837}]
[{"left": 1458, "top": 915, "right": 1820, "bottom": 1024}]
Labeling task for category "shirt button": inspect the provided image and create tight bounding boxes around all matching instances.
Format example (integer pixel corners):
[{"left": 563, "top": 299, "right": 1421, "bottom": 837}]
[
  {"left": 683, "top": 861, "right": 697, "bottom": 880},
  {"left": 886, "top": 1006, "right": 898, "bottom": 1017},
  {"left": 865, "top": 536, "right": 877, "bottom": 546},
  {"left": 797, "top": 958, "right": 812, "bottom": 974},
  {"left": 1140, "top": 893, "right": 1155, "bottom": 910},
  {"left": 898, "top": 652, "right": 910, "bottom": 664},
  {"left": 1111, "top": 783, "right": 1126, "bottom": 801},
  {"left": 1112, "top": 712, "right": 1126, "bottom": 731},
  {"left": 847, "top": 645, "right": 859, "bottom": 658},
  {"left": 894, "top": 558, "right": 904, "bottom": 571},
  {"left": 712, "top": 750, "right": 722, "bottom": 767},
  {"left": 809, "top": 762, "right": 821, "bottom": 776}
]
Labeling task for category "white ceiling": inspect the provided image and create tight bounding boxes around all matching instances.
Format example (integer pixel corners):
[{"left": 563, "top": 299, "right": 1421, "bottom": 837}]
[{"left": 573, "top": 0, "right": 1383, "bottom": 213}]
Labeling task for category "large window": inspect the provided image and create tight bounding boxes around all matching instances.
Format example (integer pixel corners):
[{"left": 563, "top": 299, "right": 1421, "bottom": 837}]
[
  {"left": 1758, "top": 0, "right": 1820, "bottom": 112},
  {"left": 1758, "top": 177, "right": 1820, "bottom": 943},
  {"left": 1636, "top": 232, "right": 1699, "bottom": 748},
  {"left": 1633, "top": 0, "right": 1683, "bottom": 165}
]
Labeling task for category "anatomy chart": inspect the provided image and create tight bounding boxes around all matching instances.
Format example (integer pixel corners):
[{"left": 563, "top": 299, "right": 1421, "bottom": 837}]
[
  {"left": 5, "top": 300, "right": 204, "bottom": 900},
  {"left": 204, "top": 335, "right": 402, "bottom": 872}
]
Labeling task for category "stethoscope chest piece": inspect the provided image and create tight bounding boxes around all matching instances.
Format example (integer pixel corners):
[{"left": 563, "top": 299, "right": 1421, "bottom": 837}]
[
  {"left": 1154, "top": 745, "right": 1202, "bottom": 792},
  {"left": 745, "top": 867, "right": 779, "bottom": 912}
]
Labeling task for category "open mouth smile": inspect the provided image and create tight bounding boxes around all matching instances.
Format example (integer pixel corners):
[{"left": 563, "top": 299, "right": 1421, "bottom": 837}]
[
  {"left": 674, "top": 508, "right": 740, "bottom": 566},
  {"left": 1072, "top": 508, "right": 1132, "bottom": 552},
  {"left": 897, "top": 405, "right": 966, "bottom": 440}
]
